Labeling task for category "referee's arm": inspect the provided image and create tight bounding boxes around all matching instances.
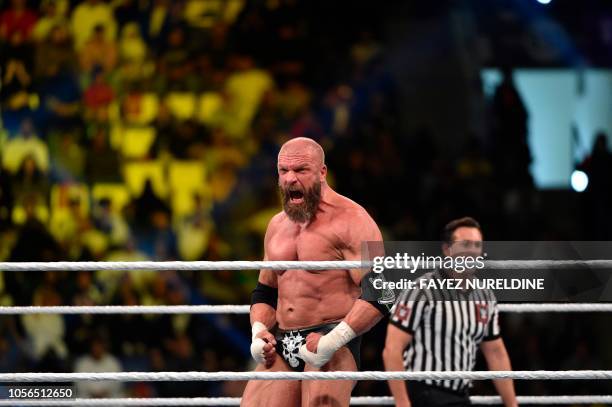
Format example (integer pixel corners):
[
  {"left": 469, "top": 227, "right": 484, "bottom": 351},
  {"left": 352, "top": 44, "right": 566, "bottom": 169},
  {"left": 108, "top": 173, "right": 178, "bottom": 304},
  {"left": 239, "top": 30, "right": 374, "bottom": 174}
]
[
  {"left": 480, "top": 339, "right": 517, "bottom": 407},
  {"left": 383, "top": 290, "right": 426, "bottom": 407},
  {"left": 383, "top": 323, "right": 412, "bottom": 407}
]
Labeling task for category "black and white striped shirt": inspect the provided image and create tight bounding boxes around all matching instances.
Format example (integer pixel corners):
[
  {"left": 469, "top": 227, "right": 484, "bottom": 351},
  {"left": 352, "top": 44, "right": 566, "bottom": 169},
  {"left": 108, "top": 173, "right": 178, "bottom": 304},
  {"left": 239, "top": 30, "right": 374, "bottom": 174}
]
[{"left": 389, "top": 270, "right": 501, "bottom": 392}]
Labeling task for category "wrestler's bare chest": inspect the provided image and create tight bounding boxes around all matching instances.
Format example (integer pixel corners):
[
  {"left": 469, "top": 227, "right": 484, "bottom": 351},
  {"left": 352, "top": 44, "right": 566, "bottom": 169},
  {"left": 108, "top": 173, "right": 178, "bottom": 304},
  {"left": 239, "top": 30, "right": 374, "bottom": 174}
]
[
  {"left": 266, "top": 216, "right": 344, "bottom": 264},
  {"left": 268, "top": 212, "right": 358, "bottom": 328}
]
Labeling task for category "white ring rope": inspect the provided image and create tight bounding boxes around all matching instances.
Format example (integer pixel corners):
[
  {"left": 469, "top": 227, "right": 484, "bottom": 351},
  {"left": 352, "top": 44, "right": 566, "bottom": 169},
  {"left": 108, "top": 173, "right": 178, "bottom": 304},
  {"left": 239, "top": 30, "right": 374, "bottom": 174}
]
[
  {"left": 498, "top": 303, "right": 612, "bottom": 312},
  {"left": 2, "top": 303, "right": 612, "bottom": 314},
  {"left": 0, "top": 396, "right": 610, "bottom": 406},
  {"left": 1, "top": 259, "right": 611, "bottom": 272},
  {"left": 0, "top": 305, "right": 252, "bottom": 314},
  {"left": 1, "top": 370, "right": 612, "bottom": 382},
  {"left": 0, "top": 261, "right": 366, "bottom": 271}
]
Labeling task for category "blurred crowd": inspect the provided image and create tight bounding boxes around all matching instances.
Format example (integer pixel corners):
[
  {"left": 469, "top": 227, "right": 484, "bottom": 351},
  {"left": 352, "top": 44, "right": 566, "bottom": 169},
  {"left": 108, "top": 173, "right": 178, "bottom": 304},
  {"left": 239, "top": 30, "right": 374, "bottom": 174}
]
[{"left": 0, "top": 0, "right": 611, "bottom": 400}]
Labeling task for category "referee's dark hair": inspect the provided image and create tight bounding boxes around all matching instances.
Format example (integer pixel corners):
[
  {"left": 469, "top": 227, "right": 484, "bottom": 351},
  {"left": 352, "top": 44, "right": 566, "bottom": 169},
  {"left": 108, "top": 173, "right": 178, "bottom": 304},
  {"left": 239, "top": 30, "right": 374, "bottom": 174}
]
[{"left": 441, "top": 216, "right": 482, "bottom": 243}]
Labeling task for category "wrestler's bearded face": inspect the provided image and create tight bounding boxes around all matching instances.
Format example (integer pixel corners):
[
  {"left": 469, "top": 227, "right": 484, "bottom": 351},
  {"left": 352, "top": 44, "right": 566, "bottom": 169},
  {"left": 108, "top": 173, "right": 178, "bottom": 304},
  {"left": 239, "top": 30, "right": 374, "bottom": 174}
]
[{"left": 279, "top": 180, "right": 322, "bottom": 223}]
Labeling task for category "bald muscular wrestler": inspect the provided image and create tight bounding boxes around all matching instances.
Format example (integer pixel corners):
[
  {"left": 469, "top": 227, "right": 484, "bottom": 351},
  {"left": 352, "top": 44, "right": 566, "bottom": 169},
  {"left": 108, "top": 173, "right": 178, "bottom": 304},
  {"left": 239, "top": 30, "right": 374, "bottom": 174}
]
[{"left": 241, "top": 137, "right": 386, "bottom": 407}]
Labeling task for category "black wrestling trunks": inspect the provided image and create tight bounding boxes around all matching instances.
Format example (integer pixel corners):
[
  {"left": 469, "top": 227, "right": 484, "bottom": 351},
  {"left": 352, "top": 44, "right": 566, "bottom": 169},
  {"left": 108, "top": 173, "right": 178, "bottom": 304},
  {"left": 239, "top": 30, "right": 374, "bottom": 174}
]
[{"left": 275, "top": 322, "right": 362, "bottom": 372}]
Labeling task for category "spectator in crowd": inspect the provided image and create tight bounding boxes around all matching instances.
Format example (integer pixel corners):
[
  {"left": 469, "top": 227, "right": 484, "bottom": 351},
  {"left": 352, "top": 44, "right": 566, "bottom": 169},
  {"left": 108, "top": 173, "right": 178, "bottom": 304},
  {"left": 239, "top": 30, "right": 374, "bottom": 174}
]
[
  {"left": 74, "top": 335, "right": 123, "bottom": 398},
  {"left": 72, "top": 270, "right": 103, "bottom": 306},
  {"left": 11, "top": 155, "right": 50, "bottom": 210},
  {"left": 34, "top": 24, "right": 76, "bottom": 78},
  {"left": 0, "top": 32, "right": 34, "bottom": 124},
  {"left": 8, "top": 192, "right": 58, "bottom": 262},
  {"left": 20, "top": 286, "right": 68, "bottom": 370},
  {"left": 118, "top": 22, "right": 149, "bottom": 81},
  {"left": 99, "top": 239, "right": 149, "bottom": 303},
  {"left": 84, "top": 126, "right": 121, "bottom": 183},
  {"left": 48, "top": 128, "right": 86, "bottom": 182},
  {"left": 0, "top": 0, "right": 37, "bottom": 42},
  {"left": 91, "top": 198, "right": 130, "bottom": 248},
  {"left": 168, "top": 119, "right": 207, "bottom": 159},
  {"left": 148, "top": 100, "right": 175, "bottom": 155},
  {"left": 143, "top": 209, "right": 178, "bottom": 260},
  {"left": 34, "top": 57, "right": 81, "bottom": 133},
  {"left": 83, "top": 68, "right": 115, "bottom": 122},
  {"left": 131, "top": 179, "right": 169, "bottom": 230},
  {"left": 2, "top": 119, "right": 49, "bottom": 174},
  {"left": 70, "top": 0, "right": 117, "bottom": 50},
  {"left": 49, "top": 195, "right": 91, "bottom": 260},
  {"left": 581, "top": 132, "right": 612, "bottom": 239},
  {"left": 79, "top": 24, "right": 118, "bottom": 75},
  {"left": 108, "top": 276, "right": 150, "bottom": 361},
  {"left": 156, "top": 25, "right": 195, "bottom": 91},
  {"left": 0, "top": 158, "right": 14, "bottom": 229},
  {"left": 491, "top": 66, "right": 531, "bottom": 189},
  {"left": 31, "top": 0, "right": 69, "bottom": 43}
]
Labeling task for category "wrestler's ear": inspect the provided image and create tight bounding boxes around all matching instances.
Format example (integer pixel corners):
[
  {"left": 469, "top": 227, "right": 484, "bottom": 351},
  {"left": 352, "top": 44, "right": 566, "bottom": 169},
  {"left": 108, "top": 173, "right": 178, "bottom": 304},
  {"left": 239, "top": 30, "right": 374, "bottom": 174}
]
[
  {"left": 442, "top": 242, "right": 451, "bottom": 257},
  {"left": 320, "top": 164, "right": 327, "bottom": 181}
]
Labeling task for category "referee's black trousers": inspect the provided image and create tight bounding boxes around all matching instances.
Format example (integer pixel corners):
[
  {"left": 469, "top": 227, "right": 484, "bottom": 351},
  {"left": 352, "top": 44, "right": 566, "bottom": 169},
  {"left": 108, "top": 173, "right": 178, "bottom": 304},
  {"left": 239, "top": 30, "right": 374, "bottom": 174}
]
[{"left": 407, "top": 382, "right": 472, "bottom": 407}]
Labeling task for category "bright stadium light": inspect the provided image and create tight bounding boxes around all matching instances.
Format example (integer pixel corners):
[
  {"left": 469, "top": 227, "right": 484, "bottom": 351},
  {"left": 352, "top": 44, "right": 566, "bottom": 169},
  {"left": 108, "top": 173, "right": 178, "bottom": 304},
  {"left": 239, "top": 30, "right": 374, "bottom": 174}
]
[
  {"left": 570, "top": 170, "right": 588, "bottom": 192},
  {"left": 537, "top": 0, "right": 552, "bottom": 4}
]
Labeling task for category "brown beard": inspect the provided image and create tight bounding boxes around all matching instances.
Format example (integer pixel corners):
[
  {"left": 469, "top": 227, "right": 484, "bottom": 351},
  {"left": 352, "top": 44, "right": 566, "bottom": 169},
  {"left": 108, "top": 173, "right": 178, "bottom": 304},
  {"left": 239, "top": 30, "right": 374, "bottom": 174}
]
[{"left": 279, "top": 181, "right": 322, "bottom": 223}]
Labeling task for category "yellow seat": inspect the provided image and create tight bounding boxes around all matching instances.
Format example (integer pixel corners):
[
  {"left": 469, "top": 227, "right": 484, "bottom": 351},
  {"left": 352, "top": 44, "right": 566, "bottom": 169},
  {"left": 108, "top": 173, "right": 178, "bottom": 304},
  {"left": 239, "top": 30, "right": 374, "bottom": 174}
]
[
  {"left": 108, "top": 100, "right": 121, "bottom": 123},
  {"left": 91, "top": 183, "right": 131, "bottom": 213},
  {"left": 47, "top": 184, "right": 89, "bottom": 240},
  {"left": 197, "top": 92, "right": 223, "bottom": 125},
  {"left": 168, "top": 161, "right": 208, "bottom": 216},
  {"left": 139, "top": 93, "right": 160, "bottom": 124},
  {"left": 123, "top": 161, "right": 167, "bottom": 198},
  {"left": 12, "top": 204, "right": 49, "bottom": 225},
  {"left": 165, "top": 92, "right": 196, "bottom": 120},
  {"left": 124, "top": 93, "right": 159, "bottom": 125},
  {"left": 110, "top": 123, "right": 123, "bottom": 150},
  {"left": 121, "top": 126, "right": 156, "bottom": 159}
]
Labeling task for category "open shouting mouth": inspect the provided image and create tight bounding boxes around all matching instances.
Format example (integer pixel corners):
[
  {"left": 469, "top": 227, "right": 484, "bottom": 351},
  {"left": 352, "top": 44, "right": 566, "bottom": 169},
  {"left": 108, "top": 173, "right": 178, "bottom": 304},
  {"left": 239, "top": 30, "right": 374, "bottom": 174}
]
[
  {"left": 288, "top": 189, "right": 304, "bottom": 204},
  {"left": 280, "top": 181, "right": 320, "bottom": 223}
]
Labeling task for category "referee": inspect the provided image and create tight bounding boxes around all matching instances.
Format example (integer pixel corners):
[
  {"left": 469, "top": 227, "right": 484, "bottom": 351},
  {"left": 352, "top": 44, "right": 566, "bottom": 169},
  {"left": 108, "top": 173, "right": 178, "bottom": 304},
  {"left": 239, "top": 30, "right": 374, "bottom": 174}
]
[{"left": 382, "top": 217, "right": 518, "bottom": 407}]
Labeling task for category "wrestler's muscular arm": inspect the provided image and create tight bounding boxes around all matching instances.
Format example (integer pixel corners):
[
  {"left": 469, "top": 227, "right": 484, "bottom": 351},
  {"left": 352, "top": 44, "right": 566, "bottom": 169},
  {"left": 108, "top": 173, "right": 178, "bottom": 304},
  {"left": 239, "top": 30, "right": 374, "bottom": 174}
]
[
  {"left": 343, "top": 211, "right": 385, "bottom": 335},
  {"left": 300, "top": 208, "right": 385, "bottom": 367},
  {"left": 250, "top": 216, "right": 281, "bottom": 368},
  {"left": 250, "top": 268, "right": 277, "bottom": 329}
]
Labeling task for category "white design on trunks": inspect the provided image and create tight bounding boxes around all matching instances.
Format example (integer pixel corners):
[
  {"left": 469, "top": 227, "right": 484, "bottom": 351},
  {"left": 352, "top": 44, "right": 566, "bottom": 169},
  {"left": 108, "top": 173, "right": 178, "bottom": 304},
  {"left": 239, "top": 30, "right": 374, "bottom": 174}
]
[{"left": 282, "top": 331, "right": 305, "bottom": 368}]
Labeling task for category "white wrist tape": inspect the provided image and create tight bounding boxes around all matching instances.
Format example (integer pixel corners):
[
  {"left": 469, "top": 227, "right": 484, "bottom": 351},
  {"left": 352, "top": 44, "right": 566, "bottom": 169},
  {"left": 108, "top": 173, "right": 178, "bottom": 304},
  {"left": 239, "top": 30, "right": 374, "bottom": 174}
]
[
  {"left": 298, "top": 321, "right": 356, "bottom": 368},
  {"left": 251, "top": 321, "right": 267, "bottom": 340},
  {"left": 250, "top": 322, "right": 268, "bottom": 364}
]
